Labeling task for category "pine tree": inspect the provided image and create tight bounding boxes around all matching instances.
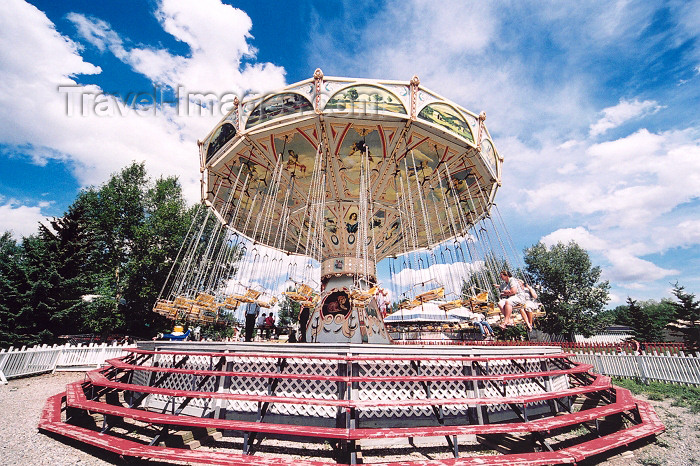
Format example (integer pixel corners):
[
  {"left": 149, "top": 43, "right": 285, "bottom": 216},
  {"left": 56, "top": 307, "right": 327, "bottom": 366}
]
[
  {"left": 628, "top": 298, "right": 675, "bottom": 342},
  {"left": 671, "top": 283, "right": 700, "bottom": 350},
  {"left": 0, "top": 233, "right": 27, "bottom": 347}
]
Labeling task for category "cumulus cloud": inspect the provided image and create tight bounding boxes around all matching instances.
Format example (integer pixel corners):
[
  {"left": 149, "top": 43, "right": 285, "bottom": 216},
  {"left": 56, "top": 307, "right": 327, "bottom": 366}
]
[
  {"left": 0, "top": 0, "right": 287, "bottom": 238},
  {"left": 589, "top": 98, "right": 663, "bottom": 136},
  {"left": 68, "top": 0, "right": 286, "bottom": 96},
  {"left": 539, "top": 226, "right": 680, "bottom": 285},
  {"left": 540, "top": 227, "right": 608, "bottom": 251},
  {"left": 0, "top": 201, "right": 49, "bottom": 239},
  {"left": 527, "top": 128, "right": 700, "bottom": 232},
  {"left": 605, "top": 249, "right": 678, "bottom": 283}
]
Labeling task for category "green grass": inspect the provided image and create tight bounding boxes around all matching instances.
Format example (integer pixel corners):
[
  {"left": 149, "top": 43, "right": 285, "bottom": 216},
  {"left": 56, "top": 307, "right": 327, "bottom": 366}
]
[{"left": 613, "top": 378, "right": 700, "bottom": 413}]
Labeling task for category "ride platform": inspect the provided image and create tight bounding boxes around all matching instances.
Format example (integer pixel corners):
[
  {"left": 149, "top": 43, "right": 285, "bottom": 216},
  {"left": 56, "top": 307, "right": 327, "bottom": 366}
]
[{"left": 39, "top": 341, "right": 664, "bottom": 465}]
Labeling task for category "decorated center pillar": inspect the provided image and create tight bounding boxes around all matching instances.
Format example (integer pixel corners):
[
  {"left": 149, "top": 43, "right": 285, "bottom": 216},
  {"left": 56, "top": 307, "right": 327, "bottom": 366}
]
[{"left": 305, "top": 257, "right": 391, "bottom": 344}]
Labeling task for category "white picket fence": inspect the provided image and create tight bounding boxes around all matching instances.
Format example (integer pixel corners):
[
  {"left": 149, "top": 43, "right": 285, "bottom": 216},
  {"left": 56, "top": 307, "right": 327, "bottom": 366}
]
[
  {"left": 571, "top": 349, "right": 700, "bottom": 386},
  {"left": 0, "top": 342, "right": 134, "bottom": 384}
]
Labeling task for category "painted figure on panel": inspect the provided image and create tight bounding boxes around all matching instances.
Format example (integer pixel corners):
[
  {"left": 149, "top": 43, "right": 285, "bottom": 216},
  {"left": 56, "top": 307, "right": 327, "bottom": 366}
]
[{"left": 323, "top": 291, "right": 351, "bottom": 317}]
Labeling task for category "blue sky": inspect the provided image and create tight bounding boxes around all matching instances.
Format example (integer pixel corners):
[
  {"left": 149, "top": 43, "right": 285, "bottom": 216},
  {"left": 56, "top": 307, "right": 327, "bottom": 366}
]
[{"left": 1, "top": 0, "right": 699, "bottom": 307}]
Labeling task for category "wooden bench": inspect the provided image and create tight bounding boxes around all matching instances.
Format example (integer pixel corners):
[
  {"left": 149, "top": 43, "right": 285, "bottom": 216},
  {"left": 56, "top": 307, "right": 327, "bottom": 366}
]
[
  {"left": 88, "top": 360, "right": 610, "bottom": 410},
  {"left": 38, "top": 344, "right": 666, "bottom": 465},
  {"left": 40, "top": 382, "right": 663, "bottom": 465},
  {"left": 61, "top": 378, "right": 640, "bottom": 441}
]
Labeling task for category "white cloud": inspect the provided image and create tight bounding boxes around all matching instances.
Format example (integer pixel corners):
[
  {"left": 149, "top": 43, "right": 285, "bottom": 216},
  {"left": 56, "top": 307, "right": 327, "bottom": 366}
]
[
  {"left": 68, "top": 0, "right": 286, "bottom": 97},
  {"left": 540, "top": 227, "right": 608, "bottom": 251},
  {"left": 589, "top": 98, "right": 663, "bottom": 136},
  {"left": 0, "top": 201, "right": 49, "bottom": 238},
  {"left": 604, "top": 249, "right": 678, "bottom": 283},
  {"left": 539, "top": 226, "right": 680, "bottom": 285},
  {"left": 0, "top": 0, "right": 287, "bottom": 239}
]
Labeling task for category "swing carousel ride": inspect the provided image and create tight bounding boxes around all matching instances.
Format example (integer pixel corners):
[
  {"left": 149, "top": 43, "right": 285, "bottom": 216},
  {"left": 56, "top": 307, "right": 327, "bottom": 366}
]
[
  {"left": 153, "top": 69, "right": 514, "bottom": 342},
  {"left": 40, "top": 71, "right": 665, "bottom": 466}
]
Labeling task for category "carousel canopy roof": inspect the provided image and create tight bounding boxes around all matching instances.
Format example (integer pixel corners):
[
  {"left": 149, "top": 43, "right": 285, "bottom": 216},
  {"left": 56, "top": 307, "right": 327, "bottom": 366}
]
[
  {"left": 200, "top": 70, "right": 501, "bottom": 262},
  {"left": 384, "top": 302, "right": 455, "bottom": 323}
]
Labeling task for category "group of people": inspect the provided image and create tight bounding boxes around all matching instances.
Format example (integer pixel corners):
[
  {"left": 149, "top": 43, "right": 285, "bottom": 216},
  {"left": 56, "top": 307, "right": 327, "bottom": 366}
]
[
  {"left": 497, "top": 270, "right": 539, "bottom": 331},
  {"left": 243, "top": 301, "right": 276, "bottom": 341}
]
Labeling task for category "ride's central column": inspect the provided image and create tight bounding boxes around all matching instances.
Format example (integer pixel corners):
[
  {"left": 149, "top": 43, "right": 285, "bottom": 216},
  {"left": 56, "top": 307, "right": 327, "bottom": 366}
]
[{"left": 304, "top": 256, "right": 392, "bottom": 344}]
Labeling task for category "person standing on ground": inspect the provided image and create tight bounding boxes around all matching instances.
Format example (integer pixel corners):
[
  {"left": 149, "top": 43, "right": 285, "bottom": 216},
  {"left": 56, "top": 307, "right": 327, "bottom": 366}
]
[
  {"left": 264, "top": 313, "right": 276, "bottom": 339},
  {"left": 256, "top": 311, "right": 266, "bottom": 338},
  {"left": 298, "top": 305, "right": 310, "bottom": 342},
  {"left": 244, "top": 301, "right": 261, "bottom": 342}
]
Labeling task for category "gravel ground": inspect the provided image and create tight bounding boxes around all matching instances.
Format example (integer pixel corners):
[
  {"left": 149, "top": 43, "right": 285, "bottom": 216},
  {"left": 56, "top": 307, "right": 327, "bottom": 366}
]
[{"left": 0, "top": 372, "right": 697, "bottom": 465}]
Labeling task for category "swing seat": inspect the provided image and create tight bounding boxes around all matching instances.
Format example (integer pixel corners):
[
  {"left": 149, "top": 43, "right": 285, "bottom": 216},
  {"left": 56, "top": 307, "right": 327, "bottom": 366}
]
[
  {"left": 464, "top": 292, "right": 489, "bottom": 307},
  {"left": 298, "top": 295, "right": 318, "bottom": 308},
  {"left": 232, "top": 289, "right": 262, "bottom": 303},
  {"left": 199, "top": 309, "right": 218, "bottom": 323},
  {"left": 438, "top": 299, "right": 462, "bottom": 311},
  {"left": 398, "top": 299, "right": 420, "bottom": 310},
  {"left": 222, "top": 296, "right": 239, "bottom": 309},
  {"left": 195, "top": 293, "right": 216, "bottom": 304},
  {"left": 523, "top": 302, "right": 546, "bottom": 319},
  {"left": 283, "top": 284, "right": 313, "bottom": 302},
  {"left": 153, "top": 300, "right": 177, "bottom": 318},
  {"left": 256, "top": 296, "right": 277, "bottom": 308},
  {"left": 189, "top": 300, "right": 217, "bottom": 320},
  {"left": 415, "top": 287, "right": 444, "bottom": 302},
  {"left": 483, "top": 302, "right": 500, "bottom": 316},
  {"left": 173, "top": 296, "right": 195, "bottom": 312},
  {"left": 350, "top": 287, "right": 378, "bottom": 302}
]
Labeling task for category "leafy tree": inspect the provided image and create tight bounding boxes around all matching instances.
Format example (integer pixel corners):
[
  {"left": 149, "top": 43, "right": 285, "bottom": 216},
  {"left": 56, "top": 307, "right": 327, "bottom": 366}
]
[
  {"left": 116, "top": 174, "right": 195, "bottom": 336},
  {"left": 0, "top": 162, "right": 198, "bottom": 346},
  {"left": 670, "top": 283, "right": 700, "bottom": 350},
  {"left": 278, "top": 290, "right": 300, "bottom": 327},
  {"left": 524, "top": 241, "right": 610, "bottom": 341}
]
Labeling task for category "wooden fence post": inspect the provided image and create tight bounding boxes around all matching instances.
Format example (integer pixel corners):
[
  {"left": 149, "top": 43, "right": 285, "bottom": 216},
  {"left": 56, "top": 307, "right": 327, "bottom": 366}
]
[{"left": 635, "top": 354, "right": 648, "bottom": 385}]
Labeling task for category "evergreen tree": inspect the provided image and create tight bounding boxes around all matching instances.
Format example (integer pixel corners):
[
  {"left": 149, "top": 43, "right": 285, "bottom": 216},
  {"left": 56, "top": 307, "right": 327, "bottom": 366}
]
[
  {"left": 42, "top": 194, "right": 102, "bottom": 335},
  {"left": 0, "top": 233, "right": 27, "bottom": 347},
  {"left": 627, "top": 298, "right": 675, "bottom": 342},
  {"left": 17, "top": 234, "right": 60, "bottom": 345},
  {"left": 670, "top": 283, "right": 700, "bottom": 350}
]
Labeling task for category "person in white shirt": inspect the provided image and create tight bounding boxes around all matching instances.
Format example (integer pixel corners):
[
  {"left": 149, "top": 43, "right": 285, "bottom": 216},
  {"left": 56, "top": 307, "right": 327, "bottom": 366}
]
[{"left": 497, "top": 270, "right": 525, "bottom": 328}]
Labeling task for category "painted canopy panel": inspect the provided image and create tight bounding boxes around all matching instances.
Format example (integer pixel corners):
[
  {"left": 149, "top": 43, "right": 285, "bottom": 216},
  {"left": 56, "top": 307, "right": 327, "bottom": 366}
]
[
  {"left": 325, "top": 85, "right": 406, "bottom": 114},
  {"left": 201, "top": 76, "right": 500, "bottom": 262},
  {"left": 418, "top": 102, "right": 474, "bottom": 143}
]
